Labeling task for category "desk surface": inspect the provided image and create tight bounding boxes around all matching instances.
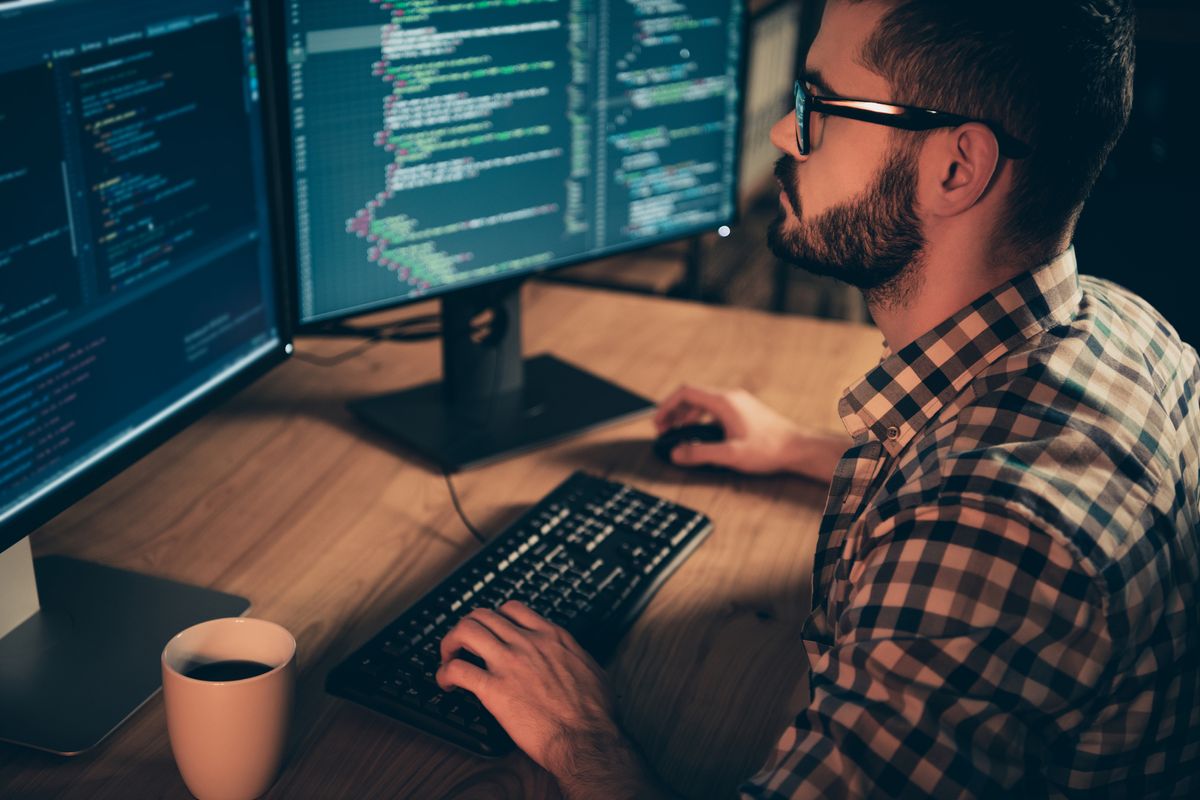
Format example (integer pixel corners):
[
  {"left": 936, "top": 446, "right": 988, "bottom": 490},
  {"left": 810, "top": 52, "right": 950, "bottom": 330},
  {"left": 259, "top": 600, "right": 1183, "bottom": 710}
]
[{"left": 0, "top": 282, "right": 882, "bottom": 799}]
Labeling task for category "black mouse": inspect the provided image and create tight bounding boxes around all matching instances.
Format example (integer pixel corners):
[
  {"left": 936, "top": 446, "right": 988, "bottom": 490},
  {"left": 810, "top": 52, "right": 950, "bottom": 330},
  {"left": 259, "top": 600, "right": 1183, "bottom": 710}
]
[{"left": 653, "top": 422, "right": 726, "bottom": 464}]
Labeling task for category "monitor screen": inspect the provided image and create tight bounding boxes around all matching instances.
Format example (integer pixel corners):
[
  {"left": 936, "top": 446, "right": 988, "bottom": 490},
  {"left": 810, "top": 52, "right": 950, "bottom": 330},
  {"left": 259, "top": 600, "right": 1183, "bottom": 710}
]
[
  {"left": 0, "top": 0, "right": 285, "bottom": 546},
  {"left": 284, "top": 0, "right": 745, "bottom": 324}
]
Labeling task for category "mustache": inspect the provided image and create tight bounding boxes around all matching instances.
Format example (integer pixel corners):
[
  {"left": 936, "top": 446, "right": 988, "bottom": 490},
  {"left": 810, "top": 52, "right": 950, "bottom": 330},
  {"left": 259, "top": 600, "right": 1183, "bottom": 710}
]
[{"left": 773, "top": 155, "right": 801, "bottom": 213}]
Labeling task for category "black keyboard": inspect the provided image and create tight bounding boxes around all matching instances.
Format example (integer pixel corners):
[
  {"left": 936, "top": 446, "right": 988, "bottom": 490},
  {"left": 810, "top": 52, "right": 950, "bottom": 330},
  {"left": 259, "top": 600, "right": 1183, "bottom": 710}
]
[{"left": 326, "top": 471, "right": 713, "bottom": 757}]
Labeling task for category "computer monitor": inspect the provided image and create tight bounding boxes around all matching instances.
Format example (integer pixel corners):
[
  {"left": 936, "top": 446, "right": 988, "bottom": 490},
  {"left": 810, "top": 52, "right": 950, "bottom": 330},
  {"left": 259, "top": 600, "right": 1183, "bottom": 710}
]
[
  {"left": 271, "top": 0, "right": 746, "bottom": 469},
  {"left": 0, "top": 0, "right": 288, "bottom": 753}
]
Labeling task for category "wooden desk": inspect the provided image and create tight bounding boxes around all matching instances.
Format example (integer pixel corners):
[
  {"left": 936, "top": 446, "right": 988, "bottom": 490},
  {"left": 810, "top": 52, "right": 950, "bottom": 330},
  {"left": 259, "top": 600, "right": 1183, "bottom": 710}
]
[{"left": 0, "top": 282, "right": 881, "bottom": 799}]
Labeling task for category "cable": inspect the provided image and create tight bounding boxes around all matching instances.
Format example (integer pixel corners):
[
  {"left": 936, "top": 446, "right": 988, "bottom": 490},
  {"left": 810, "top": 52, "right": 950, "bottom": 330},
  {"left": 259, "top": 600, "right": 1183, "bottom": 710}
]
[
  {"left": 443, "top": 470, "right": 487, "bottom": 544},
  {"left": 294, "top": 316, "right": 494, "bottom": 367},
  {"left": 436, "top": 299, "right": 501, "bottom": 551},
  {"left": 292, "top": 319, "right": 460, "bottom": 367},
  {"left": 292, "top": 335, "right": 384, "bottom": 366},
  {"left": 317, "top": 314, "right": 441, "bottom": 339}
]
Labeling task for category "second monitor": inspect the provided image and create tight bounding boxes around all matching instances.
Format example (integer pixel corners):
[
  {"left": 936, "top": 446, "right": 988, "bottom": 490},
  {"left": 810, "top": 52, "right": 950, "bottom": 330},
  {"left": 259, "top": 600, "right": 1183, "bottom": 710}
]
[{"left": 275, "top": 0, "right": 746, "bottom": 469}]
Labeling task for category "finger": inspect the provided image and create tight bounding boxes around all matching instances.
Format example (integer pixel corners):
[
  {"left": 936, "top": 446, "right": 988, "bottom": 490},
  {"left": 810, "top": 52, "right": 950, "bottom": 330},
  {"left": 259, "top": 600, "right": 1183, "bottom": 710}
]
[
  {"left": 497, "top": 600, "right": 557, "bottom": 634},
  {"left": 653, "top": 386, "right": 691, "bottom": 431},
  {"left": 658, "top": 387, "right": 734, "bottom": 434},
  {"left": 436, "top": 656, "right": 491, "bottom": 695},
  {"left": 439, "top": 616, "right": 509, "bottom": 665},
  {"left": 466, "top": 607, "right": 528, "bottom": 644},
  {"left": 659, "top": 404, "right": 707, "bottom": 433},
  {"left": 672, "top": 440, "right": 738, "bottom": 468},
  {"left": 674, "top": 385, "right": 736, "bottom": 422},
  {"left": 655, "top": 384, "right": 726, "bottom": 431}
]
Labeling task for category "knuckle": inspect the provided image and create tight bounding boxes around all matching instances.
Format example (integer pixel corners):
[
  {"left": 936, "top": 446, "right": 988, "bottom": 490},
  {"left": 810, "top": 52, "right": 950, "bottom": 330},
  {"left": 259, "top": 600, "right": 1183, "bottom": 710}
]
[
  {"left": 448, "top": 661, "right": 479, "bottom": 689},
  {"left": 447, "top": 658, "right": 477, "bottom": 681},
  {"left": 439, "top": 660, "right": 462, "bottom": 684}
]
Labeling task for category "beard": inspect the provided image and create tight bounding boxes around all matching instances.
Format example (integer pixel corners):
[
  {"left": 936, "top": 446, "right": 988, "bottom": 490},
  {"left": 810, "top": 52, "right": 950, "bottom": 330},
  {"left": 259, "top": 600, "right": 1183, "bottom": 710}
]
[{"left": 767, "top": 147, "right": 925, "bottom": 308}]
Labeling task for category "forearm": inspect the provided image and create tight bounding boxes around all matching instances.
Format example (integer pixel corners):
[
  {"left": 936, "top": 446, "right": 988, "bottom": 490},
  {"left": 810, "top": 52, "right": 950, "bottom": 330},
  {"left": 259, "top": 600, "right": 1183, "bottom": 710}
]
[
  {"left": 552, "top": 728, "right": 679, "bottom": 800},
  {"left": 783, "top": 431, "right": 849, "bottom": 484}
]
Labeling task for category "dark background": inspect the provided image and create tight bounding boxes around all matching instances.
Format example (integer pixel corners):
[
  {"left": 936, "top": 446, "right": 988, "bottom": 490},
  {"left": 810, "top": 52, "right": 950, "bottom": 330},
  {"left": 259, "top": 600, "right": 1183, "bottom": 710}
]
[{"left": 1075, "top": 1, "right": 1199, "bottom": 345}]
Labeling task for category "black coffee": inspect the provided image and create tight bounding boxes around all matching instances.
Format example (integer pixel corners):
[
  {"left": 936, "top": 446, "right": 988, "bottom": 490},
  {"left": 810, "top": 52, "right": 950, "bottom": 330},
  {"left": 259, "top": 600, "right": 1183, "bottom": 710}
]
[{"left": 183, "top": 659, "right": 274, "bottom": 682}]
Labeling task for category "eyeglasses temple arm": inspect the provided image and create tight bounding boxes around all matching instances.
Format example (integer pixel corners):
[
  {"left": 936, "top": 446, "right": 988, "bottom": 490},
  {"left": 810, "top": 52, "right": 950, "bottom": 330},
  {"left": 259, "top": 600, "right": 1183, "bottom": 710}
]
[{"left": 810, "top": 98, "right": 1031, "bottom": 159}]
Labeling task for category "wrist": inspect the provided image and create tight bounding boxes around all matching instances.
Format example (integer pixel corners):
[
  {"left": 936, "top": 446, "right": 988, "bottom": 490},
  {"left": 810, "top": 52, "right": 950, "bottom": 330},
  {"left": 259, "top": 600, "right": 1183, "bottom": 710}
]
[
  {"left": 783, "top": 429, "right": 847, "bottom": 484},
  {"left": 550, "top": 727, "right": 670, "bottom": 800}
]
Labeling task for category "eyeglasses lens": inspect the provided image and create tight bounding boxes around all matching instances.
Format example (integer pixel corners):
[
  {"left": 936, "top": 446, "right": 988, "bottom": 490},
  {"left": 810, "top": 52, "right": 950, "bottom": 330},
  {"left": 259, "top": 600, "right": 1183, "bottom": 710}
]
[{"left": 793, "top": 80, "right": 808, "bottom": 155}]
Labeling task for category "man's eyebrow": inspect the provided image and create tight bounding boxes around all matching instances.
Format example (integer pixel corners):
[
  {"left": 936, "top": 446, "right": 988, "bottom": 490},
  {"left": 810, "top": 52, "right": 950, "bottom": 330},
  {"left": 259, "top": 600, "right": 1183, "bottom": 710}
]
[{"left": 802, "top": 69, "right": 839, "bottom": 97}]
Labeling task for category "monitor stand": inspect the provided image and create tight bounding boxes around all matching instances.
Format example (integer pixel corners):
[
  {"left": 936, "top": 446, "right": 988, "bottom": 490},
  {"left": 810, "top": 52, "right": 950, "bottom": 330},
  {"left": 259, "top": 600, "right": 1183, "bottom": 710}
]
[
  {"left": 348, "top": 278, "right": 653, "bottom": 471},
  {"left": 0, "top": 537, "right": 249, "bottom": 755}
]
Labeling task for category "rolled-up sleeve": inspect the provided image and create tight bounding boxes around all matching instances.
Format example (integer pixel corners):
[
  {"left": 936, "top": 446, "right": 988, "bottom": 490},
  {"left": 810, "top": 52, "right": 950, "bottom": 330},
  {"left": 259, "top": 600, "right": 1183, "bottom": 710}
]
[{"left": 740, "top": 500, "right": 1112, "bottom": 798}]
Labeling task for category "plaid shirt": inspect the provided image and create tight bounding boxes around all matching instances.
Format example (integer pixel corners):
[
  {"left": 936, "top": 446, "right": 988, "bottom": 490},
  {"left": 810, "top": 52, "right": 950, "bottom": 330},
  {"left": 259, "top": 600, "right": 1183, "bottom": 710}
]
[{"left": 740, "top": 249, "right": 1200, "bottom": 798}]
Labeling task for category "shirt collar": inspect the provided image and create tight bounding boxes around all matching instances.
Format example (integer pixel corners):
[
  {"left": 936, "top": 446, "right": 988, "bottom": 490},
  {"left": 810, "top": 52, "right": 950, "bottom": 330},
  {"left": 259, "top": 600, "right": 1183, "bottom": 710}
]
[{"left": 839, "top": 247, "right": 1083, "bottom": 455}]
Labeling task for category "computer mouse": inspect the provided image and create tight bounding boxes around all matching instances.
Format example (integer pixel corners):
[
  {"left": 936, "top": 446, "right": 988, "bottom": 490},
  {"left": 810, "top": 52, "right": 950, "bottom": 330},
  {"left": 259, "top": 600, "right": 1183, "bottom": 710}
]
[{"left": 653, "top": 422, "right": 726, "bottom": 464}]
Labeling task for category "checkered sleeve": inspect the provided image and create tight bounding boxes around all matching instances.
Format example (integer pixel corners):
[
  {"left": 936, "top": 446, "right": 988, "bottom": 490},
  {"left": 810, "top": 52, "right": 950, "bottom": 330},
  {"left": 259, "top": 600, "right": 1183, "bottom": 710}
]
[{"left": 740, "top": 499, "right": 1113, "bottom": 799}]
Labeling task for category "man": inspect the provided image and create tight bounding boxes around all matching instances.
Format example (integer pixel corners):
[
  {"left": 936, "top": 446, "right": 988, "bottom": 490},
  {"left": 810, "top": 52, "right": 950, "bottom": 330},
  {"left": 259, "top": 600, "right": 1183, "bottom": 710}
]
[{"left": 435, "top": 0, "right": 1200, "bottom": 796}]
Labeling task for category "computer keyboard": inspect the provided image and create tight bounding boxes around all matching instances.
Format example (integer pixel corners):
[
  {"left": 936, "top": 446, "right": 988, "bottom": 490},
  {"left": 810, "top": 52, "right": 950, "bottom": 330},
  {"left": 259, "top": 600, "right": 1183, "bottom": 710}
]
[{"left": 326, "top": 470, "right": 713, "bottom": 757}]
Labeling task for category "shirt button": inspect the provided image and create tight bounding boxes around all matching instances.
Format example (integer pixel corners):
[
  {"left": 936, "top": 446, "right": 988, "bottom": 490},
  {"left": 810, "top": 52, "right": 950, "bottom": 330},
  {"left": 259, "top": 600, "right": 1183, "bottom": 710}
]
[{"left": 885, "top": 426, "right": 900, "bottom": 440}]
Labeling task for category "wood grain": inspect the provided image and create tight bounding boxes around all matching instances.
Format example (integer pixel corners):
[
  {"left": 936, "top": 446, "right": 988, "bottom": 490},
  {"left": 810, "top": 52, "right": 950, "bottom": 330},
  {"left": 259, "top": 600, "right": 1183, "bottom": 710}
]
[{"left": 0, "top": 282, "right": 881, "bottom": 799}]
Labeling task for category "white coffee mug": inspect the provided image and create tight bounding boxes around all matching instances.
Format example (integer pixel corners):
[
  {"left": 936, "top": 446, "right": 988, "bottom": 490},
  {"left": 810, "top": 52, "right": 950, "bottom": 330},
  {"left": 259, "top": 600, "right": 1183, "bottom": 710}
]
[{"left": 162, "top": 617, "right": 296, "bottom": 800}]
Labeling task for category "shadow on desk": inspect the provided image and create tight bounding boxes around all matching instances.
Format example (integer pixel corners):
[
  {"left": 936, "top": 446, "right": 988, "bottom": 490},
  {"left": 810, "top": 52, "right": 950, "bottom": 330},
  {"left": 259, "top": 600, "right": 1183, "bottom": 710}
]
[{"left": 610, "top": 581, "right": 813, "bottom": 798}]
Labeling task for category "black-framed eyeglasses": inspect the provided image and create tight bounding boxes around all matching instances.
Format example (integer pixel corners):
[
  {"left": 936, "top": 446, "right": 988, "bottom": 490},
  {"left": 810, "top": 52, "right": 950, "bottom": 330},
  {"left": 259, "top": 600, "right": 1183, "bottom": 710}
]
[{"left": 793, "top": 80, "right": 1032, "bottom": 159}]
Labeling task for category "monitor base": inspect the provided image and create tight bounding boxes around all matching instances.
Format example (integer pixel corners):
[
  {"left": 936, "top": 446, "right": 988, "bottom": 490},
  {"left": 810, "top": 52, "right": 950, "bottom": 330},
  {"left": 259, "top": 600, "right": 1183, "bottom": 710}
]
[
  {"left": 0, "top": 555, "right": 249, "bottom": 755},
  {"left": 349, "top": 353, "right": 652, "bottom": 472}
]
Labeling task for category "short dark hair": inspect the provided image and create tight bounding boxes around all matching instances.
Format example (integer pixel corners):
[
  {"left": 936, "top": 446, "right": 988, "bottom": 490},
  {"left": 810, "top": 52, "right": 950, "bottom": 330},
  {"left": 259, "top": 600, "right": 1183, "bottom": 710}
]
[{"left": 849, "top": 0, "right": 1135, "bottom": 262}]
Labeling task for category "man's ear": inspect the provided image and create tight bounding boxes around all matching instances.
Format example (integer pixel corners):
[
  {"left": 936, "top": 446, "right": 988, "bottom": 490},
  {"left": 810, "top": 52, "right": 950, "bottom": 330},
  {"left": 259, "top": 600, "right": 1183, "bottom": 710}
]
[{"left": 919, "top": 123, "right": 1002, "bottom": 218}]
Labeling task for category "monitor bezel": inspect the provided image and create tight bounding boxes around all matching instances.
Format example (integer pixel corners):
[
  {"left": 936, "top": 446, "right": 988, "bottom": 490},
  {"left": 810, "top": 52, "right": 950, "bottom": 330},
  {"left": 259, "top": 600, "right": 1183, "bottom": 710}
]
[
  {"left": 258, "top": 0, "right": 752, "bottom": 331},
  {"left": 0, "top": 0, "right": 294, "bottom": 555}
]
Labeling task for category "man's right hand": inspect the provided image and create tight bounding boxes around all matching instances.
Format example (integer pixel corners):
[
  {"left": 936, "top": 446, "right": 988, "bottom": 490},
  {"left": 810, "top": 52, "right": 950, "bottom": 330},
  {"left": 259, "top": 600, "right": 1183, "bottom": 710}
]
[{"left": 654, "top": 385, "right": 847, "bottom": 483}]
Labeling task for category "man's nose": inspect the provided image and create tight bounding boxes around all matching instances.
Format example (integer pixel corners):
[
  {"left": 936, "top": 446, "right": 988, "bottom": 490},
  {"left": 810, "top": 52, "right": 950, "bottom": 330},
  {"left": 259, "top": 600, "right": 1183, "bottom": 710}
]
[{"left": 769, "top": 113, "right": 807, "bottom": 161}]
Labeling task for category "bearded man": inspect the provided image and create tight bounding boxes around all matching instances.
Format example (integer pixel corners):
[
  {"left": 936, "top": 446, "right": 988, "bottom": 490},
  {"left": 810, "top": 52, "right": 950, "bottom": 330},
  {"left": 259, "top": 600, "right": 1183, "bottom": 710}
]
[{"left": 435, "top": 2, "right": 1200, "bottom": 796}]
